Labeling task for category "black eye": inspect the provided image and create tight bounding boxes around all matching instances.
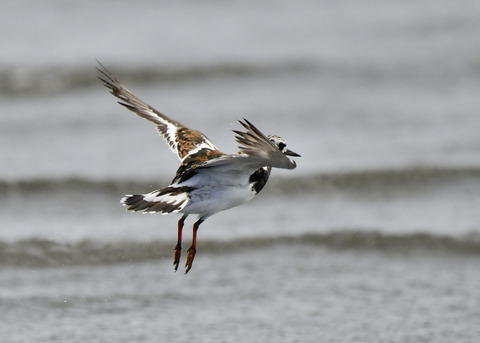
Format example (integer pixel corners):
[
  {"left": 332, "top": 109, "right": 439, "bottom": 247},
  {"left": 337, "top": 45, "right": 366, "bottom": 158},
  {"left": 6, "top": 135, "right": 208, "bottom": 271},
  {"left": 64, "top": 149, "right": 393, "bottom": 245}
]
[{"left": 278, "top": 142, "right": 286, "bottom": 151}]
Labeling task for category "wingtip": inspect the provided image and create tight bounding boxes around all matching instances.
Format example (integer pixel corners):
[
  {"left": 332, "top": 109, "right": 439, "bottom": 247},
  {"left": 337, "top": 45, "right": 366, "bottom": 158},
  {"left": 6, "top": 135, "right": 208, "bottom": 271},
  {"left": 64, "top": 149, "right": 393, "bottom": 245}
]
[
  {"left": 237, "top": 118, "right": 254, "bottom": 131},
  {"left": 95, "top": 59, "right": 109, "bottom": 74},
  {"left": 242, "top": 117, "right": 252, "bottom": 125},
  {"left": 95, "top": 60, "right": 120, "bottom": 88}
]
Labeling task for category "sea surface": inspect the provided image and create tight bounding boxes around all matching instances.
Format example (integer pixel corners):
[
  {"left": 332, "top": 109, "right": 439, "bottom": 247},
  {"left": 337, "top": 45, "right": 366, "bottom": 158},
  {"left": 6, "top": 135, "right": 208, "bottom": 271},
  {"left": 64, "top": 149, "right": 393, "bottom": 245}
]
[{"left": 1, "top": 1, "right": 480, "bottom": 342}]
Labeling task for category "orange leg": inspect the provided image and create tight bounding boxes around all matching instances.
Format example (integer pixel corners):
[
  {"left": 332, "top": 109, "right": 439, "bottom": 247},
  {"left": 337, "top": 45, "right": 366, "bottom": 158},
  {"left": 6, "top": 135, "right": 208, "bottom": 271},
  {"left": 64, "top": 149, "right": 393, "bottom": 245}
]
[
  {"left": 173, "top": 215, "right": 187, "bottom": 272},
  {"left": 185, "top": 218, "right": 204, "bottom": 274}
]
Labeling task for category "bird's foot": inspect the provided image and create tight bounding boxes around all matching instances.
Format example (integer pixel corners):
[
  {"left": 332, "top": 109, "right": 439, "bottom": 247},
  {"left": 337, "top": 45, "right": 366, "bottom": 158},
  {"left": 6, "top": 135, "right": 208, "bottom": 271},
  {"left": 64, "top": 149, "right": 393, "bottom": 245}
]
[
  {"left": 185, "top": 246, "right": 196, "bottom": 274},
  {"left": 173, "top": 244, "right": 182, "bottom": 272}
]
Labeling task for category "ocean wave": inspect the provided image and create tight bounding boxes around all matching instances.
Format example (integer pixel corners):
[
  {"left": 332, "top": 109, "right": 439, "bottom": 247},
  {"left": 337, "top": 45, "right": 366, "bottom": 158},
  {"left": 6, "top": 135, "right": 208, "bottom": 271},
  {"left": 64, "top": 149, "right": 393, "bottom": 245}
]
[
  {"left": 0, "top": 60, "right": 315, "bottom": 96},
  {"left": 2, "top": 57, "right": 479, "bottom": 96},
  {"left": 1, "top": 231, "right": 479, "bottom": 268},
  {"left": 2, "top": 165, "right": 480, "bottom": 196}
]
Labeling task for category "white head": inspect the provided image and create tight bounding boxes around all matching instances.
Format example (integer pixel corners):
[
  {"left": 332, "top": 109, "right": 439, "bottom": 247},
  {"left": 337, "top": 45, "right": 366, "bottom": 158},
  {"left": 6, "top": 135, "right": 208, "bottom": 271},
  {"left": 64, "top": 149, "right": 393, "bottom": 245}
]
[{"left": 267, "top": 134, "right": 301, "bottom": 158}]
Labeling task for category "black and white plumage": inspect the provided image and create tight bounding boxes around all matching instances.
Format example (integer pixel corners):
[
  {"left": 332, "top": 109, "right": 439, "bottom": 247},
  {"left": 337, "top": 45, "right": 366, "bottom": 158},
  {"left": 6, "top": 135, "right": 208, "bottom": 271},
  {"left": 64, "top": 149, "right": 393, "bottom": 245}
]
[{"left": 97, "top": 63, "right": 300, "bottom": 273}]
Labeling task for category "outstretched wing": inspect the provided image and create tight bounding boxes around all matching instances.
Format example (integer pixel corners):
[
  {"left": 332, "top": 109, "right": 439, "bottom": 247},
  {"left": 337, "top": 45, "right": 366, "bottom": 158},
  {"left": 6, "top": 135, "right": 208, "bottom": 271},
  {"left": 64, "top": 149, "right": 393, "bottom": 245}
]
[
  {"left": 184, "top": 119, "right": 296, "bottom": 181},
  {"left": 171, "top": 119, "right": 296, "bottom": 184},
  {"left": 97, "top": 62, "right": 218, "bottom": 161}
]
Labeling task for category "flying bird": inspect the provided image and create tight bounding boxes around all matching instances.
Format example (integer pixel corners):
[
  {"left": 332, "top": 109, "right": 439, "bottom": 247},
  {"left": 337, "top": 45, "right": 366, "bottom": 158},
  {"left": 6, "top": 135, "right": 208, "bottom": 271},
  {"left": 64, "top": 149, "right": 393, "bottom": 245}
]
[{"left": 97, "top": 63, "right": 300, "bottom": 273}]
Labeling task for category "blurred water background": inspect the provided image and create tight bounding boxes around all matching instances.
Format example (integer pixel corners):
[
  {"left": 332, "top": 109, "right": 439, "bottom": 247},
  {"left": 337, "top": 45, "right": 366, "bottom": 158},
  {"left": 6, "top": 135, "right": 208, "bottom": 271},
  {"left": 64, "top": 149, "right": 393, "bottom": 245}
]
[{"left": 1, "top": 0, "right": 480, "bottom": 342}]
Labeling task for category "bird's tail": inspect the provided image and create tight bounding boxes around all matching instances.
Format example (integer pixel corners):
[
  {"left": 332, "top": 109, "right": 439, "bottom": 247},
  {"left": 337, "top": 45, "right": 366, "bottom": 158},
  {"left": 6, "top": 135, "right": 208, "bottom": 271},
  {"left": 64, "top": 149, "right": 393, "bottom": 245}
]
[{"left": 121, "top": 186, "right": 193, "bottom": 214}]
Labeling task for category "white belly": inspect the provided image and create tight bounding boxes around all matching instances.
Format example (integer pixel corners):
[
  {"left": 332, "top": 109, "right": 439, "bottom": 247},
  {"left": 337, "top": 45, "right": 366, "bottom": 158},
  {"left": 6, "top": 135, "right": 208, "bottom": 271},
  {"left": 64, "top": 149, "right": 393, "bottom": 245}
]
[{"left": 181, "top": 174, "right": 256, "bottom": 217}]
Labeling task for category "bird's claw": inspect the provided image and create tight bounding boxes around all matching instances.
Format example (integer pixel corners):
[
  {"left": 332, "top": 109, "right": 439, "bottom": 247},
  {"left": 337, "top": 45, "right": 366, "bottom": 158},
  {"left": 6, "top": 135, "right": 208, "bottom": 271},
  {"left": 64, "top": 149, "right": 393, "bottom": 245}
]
[
  {"left": 185, "top": 246, "right": 196, "bottom": 274},
  {"left": 173, "top": 244, "right": 182, "bottom": 272}
]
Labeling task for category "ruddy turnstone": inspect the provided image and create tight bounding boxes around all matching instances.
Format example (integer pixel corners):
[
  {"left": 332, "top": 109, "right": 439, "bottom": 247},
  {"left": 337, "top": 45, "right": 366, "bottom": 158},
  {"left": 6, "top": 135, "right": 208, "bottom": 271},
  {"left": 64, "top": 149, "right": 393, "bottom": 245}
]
[{"left": 97, "top": 63, "right": 300, "bottom": 273}]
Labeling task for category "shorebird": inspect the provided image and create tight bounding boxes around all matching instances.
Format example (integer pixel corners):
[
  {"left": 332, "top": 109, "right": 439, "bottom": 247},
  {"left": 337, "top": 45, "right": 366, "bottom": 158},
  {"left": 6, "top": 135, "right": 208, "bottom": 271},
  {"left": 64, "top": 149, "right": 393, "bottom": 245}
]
[{"left": 97, "top": 63, "right": 300, "bottom": 273}]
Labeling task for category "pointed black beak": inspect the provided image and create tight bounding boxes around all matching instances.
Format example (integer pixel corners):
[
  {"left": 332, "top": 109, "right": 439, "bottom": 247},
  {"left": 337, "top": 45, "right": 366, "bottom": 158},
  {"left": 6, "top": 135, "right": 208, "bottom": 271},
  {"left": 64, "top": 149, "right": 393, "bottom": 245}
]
[{"left": 285, "top": 149, "right": 301, "bottom": 157}]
